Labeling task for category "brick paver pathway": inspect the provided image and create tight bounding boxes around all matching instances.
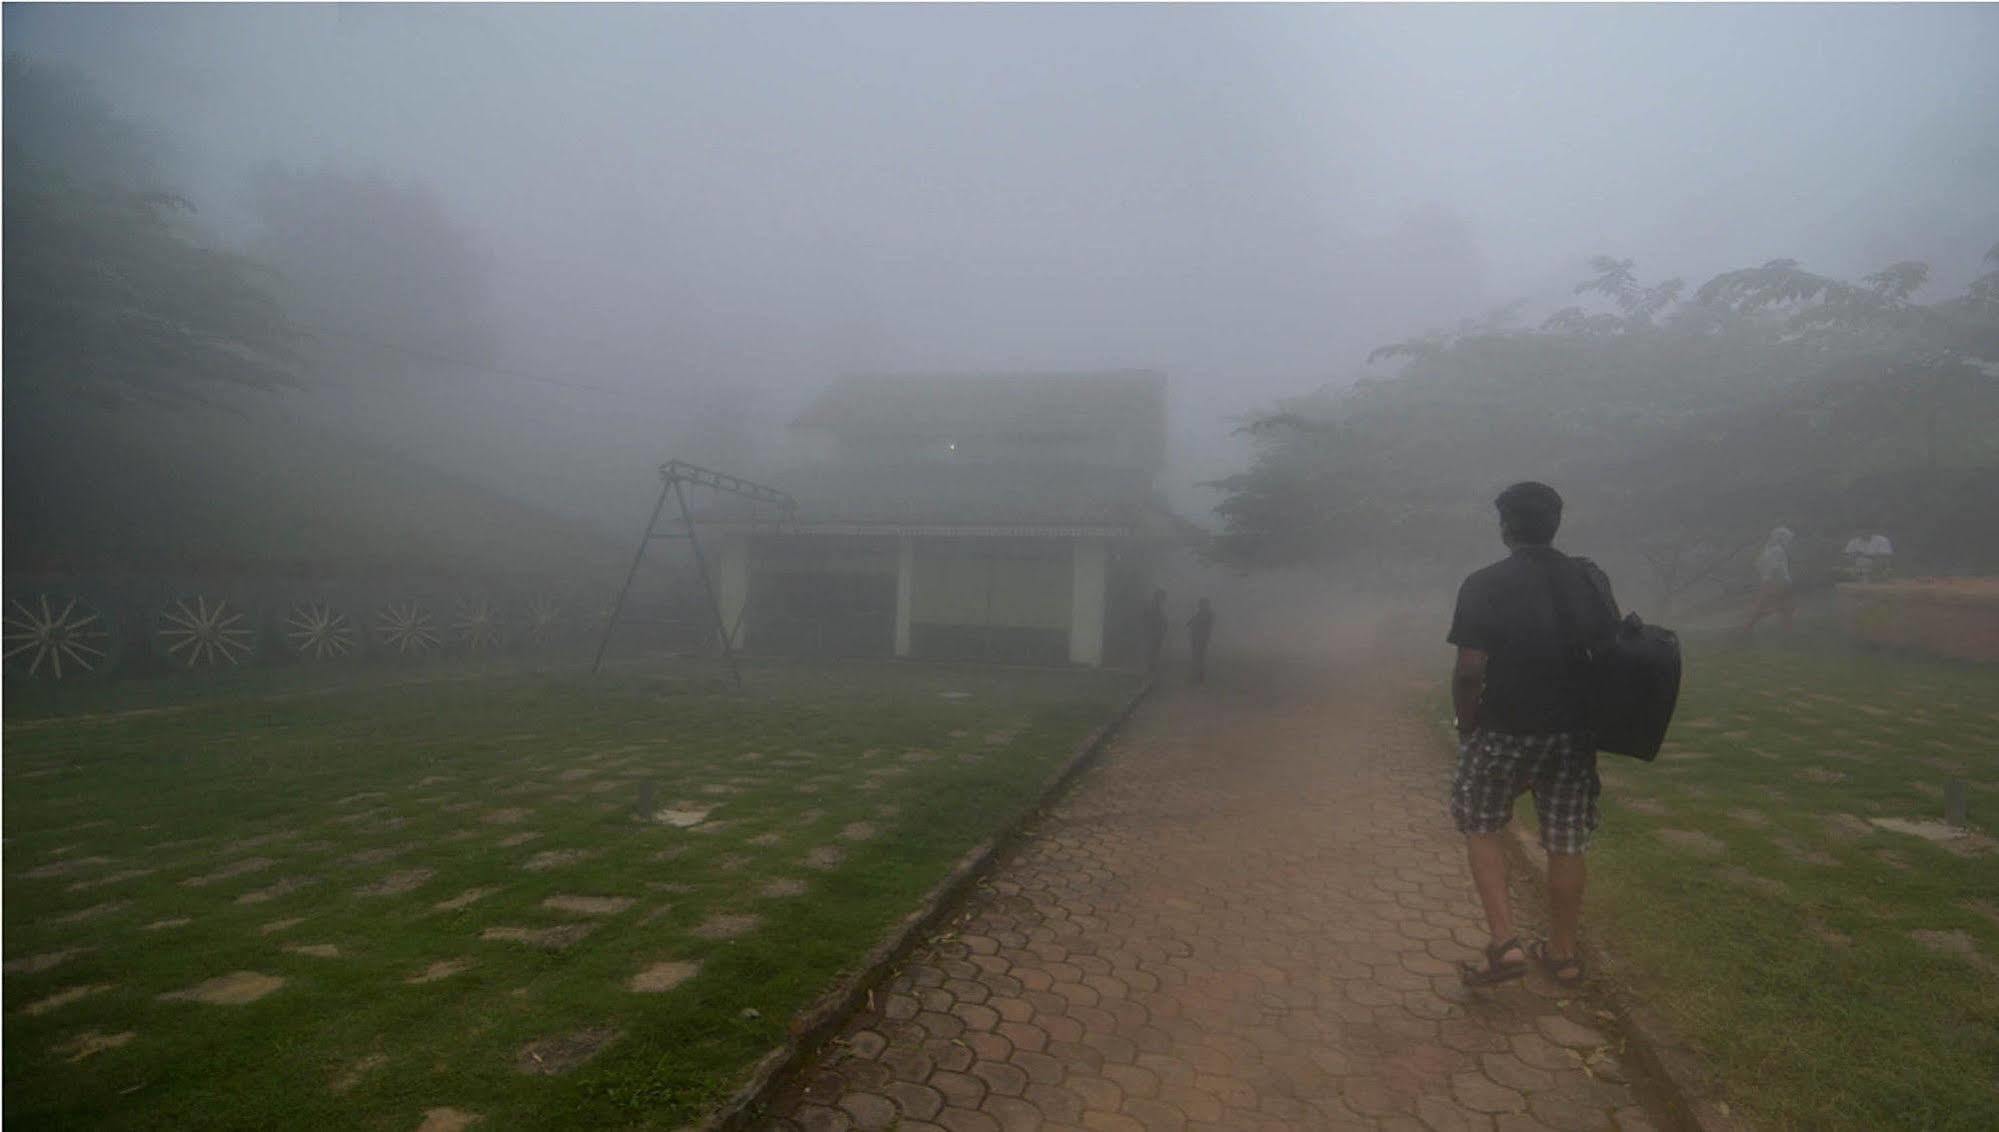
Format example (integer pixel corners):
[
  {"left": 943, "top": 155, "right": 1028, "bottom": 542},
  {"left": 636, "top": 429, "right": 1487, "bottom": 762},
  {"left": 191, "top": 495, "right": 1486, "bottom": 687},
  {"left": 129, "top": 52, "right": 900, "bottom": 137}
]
[{"left": 765, "top": 661, "right": 1669, "bottom": 1131}]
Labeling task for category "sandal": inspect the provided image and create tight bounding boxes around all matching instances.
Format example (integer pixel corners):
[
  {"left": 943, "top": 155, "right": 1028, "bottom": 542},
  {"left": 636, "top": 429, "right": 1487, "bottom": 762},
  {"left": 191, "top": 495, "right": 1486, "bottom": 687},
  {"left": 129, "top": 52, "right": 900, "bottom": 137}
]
[
  {"left": 1530, "top": 939, "right": 1586, "bottom": 986},
  {"left": 1459, "top": 937, "right": 1529, "bottom": 986}
]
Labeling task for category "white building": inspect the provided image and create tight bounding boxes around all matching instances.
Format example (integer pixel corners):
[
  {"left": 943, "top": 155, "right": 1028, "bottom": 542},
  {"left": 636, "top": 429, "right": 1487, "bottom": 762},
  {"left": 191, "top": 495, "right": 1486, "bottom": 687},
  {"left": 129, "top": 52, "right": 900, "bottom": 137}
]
[{"left": 710, "top": 372, "right": 1180, "bottom": 667}]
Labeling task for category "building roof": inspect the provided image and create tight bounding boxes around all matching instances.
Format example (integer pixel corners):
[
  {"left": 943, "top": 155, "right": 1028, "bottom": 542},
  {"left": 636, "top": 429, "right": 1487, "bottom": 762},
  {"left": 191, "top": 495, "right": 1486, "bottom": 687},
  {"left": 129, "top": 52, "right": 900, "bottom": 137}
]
[
  {"left": 793, "top": 371, "right": 1166, "bottom": 439},
  {"left": 704, "top": 459, "right": 1180, "bottom": 537}
]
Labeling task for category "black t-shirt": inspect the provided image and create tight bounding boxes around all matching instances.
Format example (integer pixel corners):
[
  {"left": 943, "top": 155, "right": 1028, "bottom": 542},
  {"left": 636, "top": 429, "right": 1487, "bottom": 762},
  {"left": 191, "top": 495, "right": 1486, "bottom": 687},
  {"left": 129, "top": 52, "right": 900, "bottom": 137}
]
[{"left": 1448, "top": 546, "right": 1620, "bottom": 734}]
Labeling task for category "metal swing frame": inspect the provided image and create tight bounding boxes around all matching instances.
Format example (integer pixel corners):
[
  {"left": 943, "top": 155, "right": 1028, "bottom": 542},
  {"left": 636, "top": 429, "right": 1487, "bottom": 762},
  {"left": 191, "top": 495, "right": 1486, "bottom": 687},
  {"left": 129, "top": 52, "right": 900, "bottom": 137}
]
[{"left": 592, "top": 460, "right": 797, "bottom": 684}]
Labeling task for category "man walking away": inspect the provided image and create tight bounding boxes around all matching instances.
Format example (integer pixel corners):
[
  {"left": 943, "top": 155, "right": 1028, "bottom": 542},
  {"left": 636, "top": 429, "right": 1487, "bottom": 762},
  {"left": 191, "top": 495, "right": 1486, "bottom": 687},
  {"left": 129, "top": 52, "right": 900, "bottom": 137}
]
[
  {"left": 1741, "top": 526, "right": 1795, "bottom": 638},
  {"left": 1448, "top": 482, "right": 1620, "bottom": 987},
  {"left": 1143, "top": 589, "right": 1168, "bottom": 674},
  {"left": 1188, "top": 598, "right": 1214, "bottom": 684}
]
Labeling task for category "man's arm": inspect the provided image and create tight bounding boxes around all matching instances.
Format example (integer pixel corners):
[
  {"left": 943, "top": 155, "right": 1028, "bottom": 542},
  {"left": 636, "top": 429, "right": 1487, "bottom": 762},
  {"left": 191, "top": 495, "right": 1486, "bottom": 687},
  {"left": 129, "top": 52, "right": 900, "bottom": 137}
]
[{"left": 1452, "top": 647, "right": 1488, "bottom": 737}]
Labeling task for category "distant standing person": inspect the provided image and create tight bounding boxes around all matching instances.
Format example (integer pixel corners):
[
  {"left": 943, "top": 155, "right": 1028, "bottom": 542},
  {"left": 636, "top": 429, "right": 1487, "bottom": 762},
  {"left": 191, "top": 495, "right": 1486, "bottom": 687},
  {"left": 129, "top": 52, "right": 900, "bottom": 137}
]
[
  {"left": 1448, "top": 482, "right": 1620, "bottom": 988},
  {"left": 1187, "top": 598, "right": 1214, "bottom": 684},
  {"left": 1742, "top": 526, "right": 1796, "bottom": 637},
  {"left": 1143, "top": 589, "right": 1168, "bottom": 673}
]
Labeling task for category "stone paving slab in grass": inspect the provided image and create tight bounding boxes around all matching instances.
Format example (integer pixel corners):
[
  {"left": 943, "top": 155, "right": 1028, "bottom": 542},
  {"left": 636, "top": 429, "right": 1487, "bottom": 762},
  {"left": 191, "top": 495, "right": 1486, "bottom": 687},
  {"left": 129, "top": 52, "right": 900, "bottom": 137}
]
[
  {"left": 2, "top": 663, "right": 1136, "bottom": 1130},
  {"left": 1584, "top": 643, "right": 1999, "bottom": 1130},
  {"left": 766, "top": 664, "right": 1668, "bottom": 1131}
]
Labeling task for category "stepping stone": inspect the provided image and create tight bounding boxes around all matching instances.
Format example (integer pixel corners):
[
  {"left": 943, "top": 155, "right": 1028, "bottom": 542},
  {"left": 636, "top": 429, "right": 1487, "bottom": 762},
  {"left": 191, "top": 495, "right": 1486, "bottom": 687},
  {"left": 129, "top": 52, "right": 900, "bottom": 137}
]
[
  {"left": 259, "top": 917, "right": 307, "bottom": 935},
  {"left": 286, "top": 944, "right": 343, "bottom": 959},
  {"left": 407, "top": 960, "right": 470, "bottom": 985},
  {"left": 521, "top": 850, "right": 593, "bottom": 872},
  {"left": 67, "top": 868, "right": 157, "bottom": 892},
  {"left": 691, "top": 914, "right": 760, "bottom": 940},
  {"left": 1656, "top": 829, "right": 1726, "bottom": 857},
  {"left": 481, "top": 924, "right": 597, "bottom": 951},
  {"left": 1722, "top": 867, "right": 1790, "bottom": 899},
  {"left": 19, "top": 984, "right": 113, "bottom": 1017},
  {"left": 540, "top": 895, "right": 634, "bottom": 916},
  {"left": 50, "top": 901, "right": 127, "bottom": 926},
  {"left": 5, "top": 948, "right": 89, "bottom": 974},
  {"left": 804, "top": 847, "right": 846, "bottom": 871},
  {"left": 57, "top": 1029, "right": 136, "bottom": 1063},
  {"left": 496, "top": 832, "right": 541, "bottom": 848},
  {"left": 627, "top": 960, "right": 701, "bottom": 993},
  {"left": 238, "top": 876, "right": 322, "bottom": 905},
  {"left": 1869, "top": 817, "right": 1968, "bottom": 841},
  {"left": 838, "top": 822, "right": 878, "bottom": 842},
  {"left": 416, "top": 1109, "right": 483, "bottom": 1132},
  {"left": 760, "top": 879, "right": 808, "bottom": 898},
  {"left": 356, "top": 869, "right": 435, "bottom": 896},
  {"left": 515, "top": 1027, "right": 619, "bottom": 1076},
  {"left": 330, "top": 1053, "right": 388, "bottom": 1094},
  {"left": 181, "top": 858, "right": 276, "bottom": 887},
  {"left": 1909, "top": 929, "right": 1982, "bottom": 961},
  {"left": 160, "top": 971, "right": 285, "bottom": 1005}
]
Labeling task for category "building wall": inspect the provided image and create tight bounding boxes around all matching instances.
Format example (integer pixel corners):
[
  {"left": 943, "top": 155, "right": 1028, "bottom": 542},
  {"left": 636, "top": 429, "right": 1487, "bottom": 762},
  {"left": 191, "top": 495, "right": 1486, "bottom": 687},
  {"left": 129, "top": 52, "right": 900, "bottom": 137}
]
[{"left": 738, "top": 532, "right": 1116, "bottom": 667}]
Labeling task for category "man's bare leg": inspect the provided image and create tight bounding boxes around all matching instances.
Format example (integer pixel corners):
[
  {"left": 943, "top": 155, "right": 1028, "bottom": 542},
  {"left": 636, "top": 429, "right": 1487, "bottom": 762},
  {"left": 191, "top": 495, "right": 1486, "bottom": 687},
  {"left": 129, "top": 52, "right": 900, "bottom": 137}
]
[
  {"left": 1546, "top": 850, "right": 1586, "bottom": 959},
  {"left": 1466, "top": 832, "right": 1522, "bottom": 956}
]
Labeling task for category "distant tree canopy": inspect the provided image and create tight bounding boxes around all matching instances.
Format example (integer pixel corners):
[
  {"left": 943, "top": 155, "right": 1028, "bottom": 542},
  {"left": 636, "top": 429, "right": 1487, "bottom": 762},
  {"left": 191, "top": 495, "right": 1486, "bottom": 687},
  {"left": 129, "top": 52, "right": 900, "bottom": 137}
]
[
  {"left": 2, "top": 55, "right": 307, "bottom": 404},
  {"left": 247, "top": 164, "right": 495, "bottom": 384},
  {"left": 1209, "top": 248, "right": 1999, "bottom": 605}
]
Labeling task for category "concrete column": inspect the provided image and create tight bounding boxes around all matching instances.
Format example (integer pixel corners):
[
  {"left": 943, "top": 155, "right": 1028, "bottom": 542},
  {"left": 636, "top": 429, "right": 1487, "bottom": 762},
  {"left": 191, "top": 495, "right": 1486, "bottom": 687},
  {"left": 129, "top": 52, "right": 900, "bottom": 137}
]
[
  {"left": 894, "top": 534, "right": 914, "bottom": 658},
  {"left": 1069, "top": 538, "right": 1107, "bottom": 667},
  {"left": 717, "top": 534, "right": 750, "bottom": 650}
]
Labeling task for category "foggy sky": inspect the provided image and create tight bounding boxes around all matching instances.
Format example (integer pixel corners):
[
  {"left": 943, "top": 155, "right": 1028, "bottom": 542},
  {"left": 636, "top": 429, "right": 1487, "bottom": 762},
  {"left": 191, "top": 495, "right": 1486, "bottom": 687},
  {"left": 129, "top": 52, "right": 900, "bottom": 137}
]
[{"left": 9, "top": 3, "right": 1998, "bottom": 517}]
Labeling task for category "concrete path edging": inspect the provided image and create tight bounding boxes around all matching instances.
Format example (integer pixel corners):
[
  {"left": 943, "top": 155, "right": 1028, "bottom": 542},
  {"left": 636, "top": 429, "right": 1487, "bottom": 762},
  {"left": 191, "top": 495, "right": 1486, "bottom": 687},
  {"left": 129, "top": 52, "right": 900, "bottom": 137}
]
[
  {"left": 1503, "top": 823, "right": 1749, "bottom": 1132},
  {"left": 699, "top": 677, "right": 1156, "bottom": 1131}
]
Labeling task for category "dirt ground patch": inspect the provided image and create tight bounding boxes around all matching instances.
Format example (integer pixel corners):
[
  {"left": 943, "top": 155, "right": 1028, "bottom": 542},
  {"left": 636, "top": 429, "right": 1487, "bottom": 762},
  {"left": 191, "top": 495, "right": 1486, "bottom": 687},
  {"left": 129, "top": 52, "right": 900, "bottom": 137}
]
[
  {"left": 804, "top": 846, "right": 846, "bottom": 871},
  {"left": 514, "top": 1027, "right": 618, "bottom": 1076},
  {"left": 627, "top": 960, "right": 701, "bottom": 993},
  {"left": 837, "top": 821, "right": 878, "bottom": 842},
  {"left": 760, "top": 878, "right": 808, "bottom": 898},
  {"left": 160, "top": 971, "right": 285, "bottom": 1005}
]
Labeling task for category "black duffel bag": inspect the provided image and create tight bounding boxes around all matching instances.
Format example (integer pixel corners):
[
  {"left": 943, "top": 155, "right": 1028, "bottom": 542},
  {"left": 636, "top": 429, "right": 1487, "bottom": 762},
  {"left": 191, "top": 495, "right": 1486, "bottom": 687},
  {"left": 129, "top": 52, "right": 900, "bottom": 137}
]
[{"left": 1539, "top": 555, "right": 1683, "bottom": 761}]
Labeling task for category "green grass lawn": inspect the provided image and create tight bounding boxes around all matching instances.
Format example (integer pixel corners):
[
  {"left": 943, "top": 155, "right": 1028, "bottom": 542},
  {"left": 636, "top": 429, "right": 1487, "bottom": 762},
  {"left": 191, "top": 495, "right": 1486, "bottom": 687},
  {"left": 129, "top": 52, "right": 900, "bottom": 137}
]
[
  {"left": 1586, "top": 640, "right": 1999, "bottom": 1130},
  {"left": 3, "top": 661, "right": 1136, "bottom": 1130}
]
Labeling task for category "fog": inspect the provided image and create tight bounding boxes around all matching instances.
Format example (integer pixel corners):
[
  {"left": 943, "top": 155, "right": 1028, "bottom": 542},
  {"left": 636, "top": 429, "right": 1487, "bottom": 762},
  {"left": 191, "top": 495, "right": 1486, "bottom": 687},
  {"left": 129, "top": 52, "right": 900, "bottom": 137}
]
[{"left": 7, "top": 3, "right": 1997, "bottom": 593}]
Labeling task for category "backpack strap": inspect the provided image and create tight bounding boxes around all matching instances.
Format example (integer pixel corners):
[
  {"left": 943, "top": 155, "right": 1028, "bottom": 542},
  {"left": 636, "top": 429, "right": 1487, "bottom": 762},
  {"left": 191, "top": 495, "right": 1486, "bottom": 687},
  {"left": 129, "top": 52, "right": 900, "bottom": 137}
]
[{"left": 1534, "top": 553, "right": 1586, "bottom": 661}]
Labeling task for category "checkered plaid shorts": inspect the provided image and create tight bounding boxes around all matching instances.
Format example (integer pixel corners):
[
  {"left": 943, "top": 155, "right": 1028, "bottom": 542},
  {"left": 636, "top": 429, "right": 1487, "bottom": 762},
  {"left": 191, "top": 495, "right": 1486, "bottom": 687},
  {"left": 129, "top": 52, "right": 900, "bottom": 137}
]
[{"left": 1450, "top": 730, "right": 1601, "bottom": 854}]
